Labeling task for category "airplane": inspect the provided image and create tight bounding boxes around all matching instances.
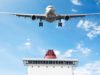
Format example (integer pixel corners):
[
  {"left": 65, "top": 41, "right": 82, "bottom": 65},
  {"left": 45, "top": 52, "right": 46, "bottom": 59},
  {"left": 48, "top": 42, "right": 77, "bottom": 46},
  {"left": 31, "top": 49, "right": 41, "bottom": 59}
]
[{"left": 1, "top": 5, "right": 100, "bottom": 27}]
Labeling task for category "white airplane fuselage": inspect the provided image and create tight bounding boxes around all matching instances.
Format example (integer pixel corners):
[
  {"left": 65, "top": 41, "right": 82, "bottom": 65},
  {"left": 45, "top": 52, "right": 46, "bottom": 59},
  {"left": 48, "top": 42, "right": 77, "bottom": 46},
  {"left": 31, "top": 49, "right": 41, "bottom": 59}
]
[{"left": 45, "top": 5, "right": 57, "bottom": 22}]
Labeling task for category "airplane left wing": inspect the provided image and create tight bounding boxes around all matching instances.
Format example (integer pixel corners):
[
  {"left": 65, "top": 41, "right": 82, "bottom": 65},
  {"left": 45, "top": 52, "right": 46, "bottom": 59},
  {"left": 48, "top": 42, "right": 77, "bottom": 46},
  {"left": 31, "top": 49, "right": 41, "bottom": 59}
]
[
  {"left": 0, "top": 12, "right": 46, "bottom": 20},
  {"left": 57, "top": 13, "right": 100, "bottom": 20},
  {"left": 11, "top": 13, "right": 33, "bottom": 17}
]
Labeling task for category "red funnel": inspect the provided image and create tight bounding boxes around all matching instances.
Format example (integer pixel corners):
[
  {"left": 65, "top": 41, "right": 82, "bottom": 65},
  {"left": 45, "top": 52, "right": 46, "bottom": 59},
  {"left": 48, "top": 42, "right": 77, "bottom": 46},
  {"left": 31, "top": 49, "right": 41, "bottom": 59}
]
[{"left": 44, "top": 50, "right": 57, "bottom": 59}]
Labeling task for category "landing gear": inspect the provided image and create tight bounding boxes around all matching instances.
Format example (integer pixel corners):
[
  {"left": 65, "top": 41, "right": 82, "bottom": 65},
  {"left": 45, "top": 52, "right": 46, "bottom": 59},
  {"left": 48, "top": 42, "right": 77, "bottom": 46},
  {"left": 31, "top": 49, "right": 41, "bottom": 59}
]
[
  {"left": 39, "top": 22, "right": 43, "bottom": 27},
  {"left": 58, "top": 19, "right": 63, "bottom": 27},
  {"left": 39, "top": 19, "right": 43, "bottom": 27},
  {"left": 58, "top": 22, "right": 62, "bottom": 27}
]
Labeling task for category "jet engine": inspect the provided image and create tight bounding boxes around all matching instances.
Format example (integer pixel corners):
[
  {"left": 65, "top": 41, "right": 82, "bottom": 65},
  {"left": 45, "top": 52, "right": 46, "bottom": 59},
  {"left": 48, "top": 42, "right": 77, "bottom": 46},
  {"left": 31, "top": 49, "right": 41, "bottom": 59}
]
[
  {"left": 65, "top": 16, "right": 70, "bottom": 20},
  {"left": 32, "top": 15, "right": 36, "bottom": 20}
]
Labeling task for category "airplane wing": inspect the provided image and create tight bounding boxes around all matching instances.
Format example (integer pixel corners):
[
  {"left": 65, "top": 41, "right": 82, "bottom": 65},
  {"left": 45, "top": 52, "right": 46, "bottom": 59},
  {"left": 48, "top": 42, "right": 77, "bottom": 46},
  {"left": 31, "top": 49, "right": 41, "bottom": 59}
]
[
  {"left": 57, "top": 13, "right": 100, "bottom": 20},
  {"left": 0, "top": 12, "right": 46, "bottom": 20}
]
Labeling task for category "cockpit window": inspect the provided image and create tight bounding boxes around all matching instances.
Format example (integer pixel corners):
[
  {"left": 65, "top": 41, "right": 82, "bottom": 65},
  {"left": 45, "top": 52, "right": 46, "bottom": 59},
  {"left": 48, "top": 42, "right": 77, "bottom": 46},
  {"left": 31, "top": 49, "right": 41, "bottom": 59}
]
[{"left": 47, "top": 5, "right": 53, "bottom": 8}]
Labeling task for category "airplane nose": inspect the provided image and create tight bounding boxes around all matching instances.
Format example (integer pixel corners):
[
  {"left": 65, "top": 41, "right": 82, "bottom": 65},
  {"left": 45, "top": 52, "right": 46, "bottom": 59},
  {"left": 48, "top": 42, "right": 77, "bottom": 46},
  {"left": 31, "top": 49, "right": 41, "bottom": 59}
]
[
  {"left": 47, "top": 8, "right": 52, "bottom": 11},
  {"left": 46, "top": 8, "right": 52, "bottom": 13}
]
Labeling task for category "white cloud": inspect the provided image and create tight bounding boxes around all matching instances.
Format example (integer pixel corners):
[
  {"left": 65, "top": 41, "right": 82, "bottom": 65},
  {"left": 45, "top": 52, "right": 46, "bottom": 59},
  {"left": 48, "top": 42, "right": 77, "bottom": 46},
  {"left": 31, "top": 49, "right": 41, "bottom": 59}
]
[
  {"left": 54, "top": 50, "right": 61, "bottom": 57},
  {"left": 52, "top": 49, "right": 76, "bottom": 58},
  {"left": 75, "top": 61, "right": 100, "bottom": 75},
  {"left": 87, "top": 25, "right": 100, "bottom": 39},
  {"left": 64, "top": 49, "right": 74, "bottom": 57},
  {"left": 77, "top": 20, "right": 96, "bottom": 31},
  {"left": 76, "top": 43, "right": 91, "bottom": 56},
  {"left": 95, "top": 0, "right": 100, "bottom": 5},
  {"left": 72, "top": 9, "right": 78, "bottom": 12},
  {"left": 55, "top": 43, "right": 91, "bottom": 58},
  {"left": 71, "top": 0, "right": 82, "bottom": 6},
  {"left": 18, "top": 38, "right": 32, "bottom": 50},
  {"left": 77, "top": 20, "right": 100, "bottom": 39},
  {"left": 24, "top": 38, "right": 32, "bottom": 49},
  {"left": 62, "top": 49, "right": 76, "bottom": 58}
]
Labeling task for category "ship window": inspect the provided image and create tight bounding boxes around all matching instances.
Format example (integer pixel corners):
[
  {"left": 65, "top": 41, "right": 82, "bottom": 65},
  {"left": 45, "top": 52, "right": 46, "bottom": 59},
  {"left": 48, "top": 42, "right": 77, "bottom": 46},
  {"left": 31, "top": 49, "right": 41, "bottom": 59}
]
[
  {"left": 52, "top": 61, "right": 55, "bottom": 64},
  {"left": 58, "top": 61, "right": 60, "bottom": 64},
  {"left": 69, "top": 61, "right": 71, "bottom": 64},
  {"left": 25, "top": 60, "right": 28, "bottom": 64},
  {"left": 61, "top": 61, "right": 63, "bottom": 64},
  {"left": 67, "top": 61, "right": 69, "bottom": 64},
  {"left": 33, "top": 61, "right": 36, "bottom": 64},
  {"left": 39, "top": 61, "right": 41, "bottom": 64},
  {"left": 43, "top": 61, "right": 45, "bottom": 64},
  {"left": 49, "top": 61, "right": 52, "bottom": 64},
  {"left": 46, "top": 66, "right": 48, "bottom": 68},
  {"left": 38, "top": 66, "right": 40, "bottom": 68},
  {"left": 34, "top": 61, "right": 37, "bottom": 64},
  {"left": 53, "top": 66, "right": 55, "bottom": 68},
  {"left": 46, "top": 61, "right": 48, "bottom": 64},
  {"left": 28, "top": 61, "right": 32, "bottom": 64},
  {"left": 55, "top": 61, "right": 58, "bottom": 64},
  {"left": 64, "top": 61, "right": 68, "bottom": 64},
  {"left": 37, "top": 61, "right": 39, "bottom": 64},
  {"left": 27, "top": 60, "right": 77, "bottom": 65}
]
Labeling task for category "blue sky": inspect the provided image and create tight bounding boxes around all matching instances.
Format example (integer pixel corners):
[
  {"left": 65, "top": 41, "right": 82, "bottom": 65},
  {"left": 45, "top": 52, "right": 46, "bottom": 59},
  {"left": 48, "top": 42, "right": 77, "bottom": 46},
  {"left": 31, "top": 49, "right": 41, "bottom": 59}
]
[{"left": 0, "top": 0, "right": 100, "bottom": 75}]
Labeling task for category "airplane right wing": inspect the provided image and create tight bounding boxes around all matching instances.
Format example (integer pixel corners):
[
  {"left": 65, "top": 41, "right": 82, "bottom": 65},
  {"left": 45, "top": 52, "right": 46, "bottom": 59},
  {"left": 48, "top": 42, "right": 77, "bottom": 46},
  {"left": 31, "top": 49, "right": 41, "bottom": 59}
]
[{"left": 57, "top": 13, "right": 100, "bottom": 20}]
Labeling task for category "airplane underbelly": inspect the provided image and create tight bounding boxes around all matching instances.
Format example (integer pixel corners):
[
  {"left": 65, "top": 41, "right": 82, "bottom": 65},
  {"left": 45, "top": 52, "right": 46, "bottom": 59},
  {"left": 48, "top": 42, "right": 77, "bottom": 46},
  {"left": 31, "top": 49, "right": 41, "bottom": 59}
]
[
  {"left": 46, "top": 17, "right": 56, "bottom": 22},
  {"left": 46, "top": 12, "right": 56, "bottom": 22}
]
